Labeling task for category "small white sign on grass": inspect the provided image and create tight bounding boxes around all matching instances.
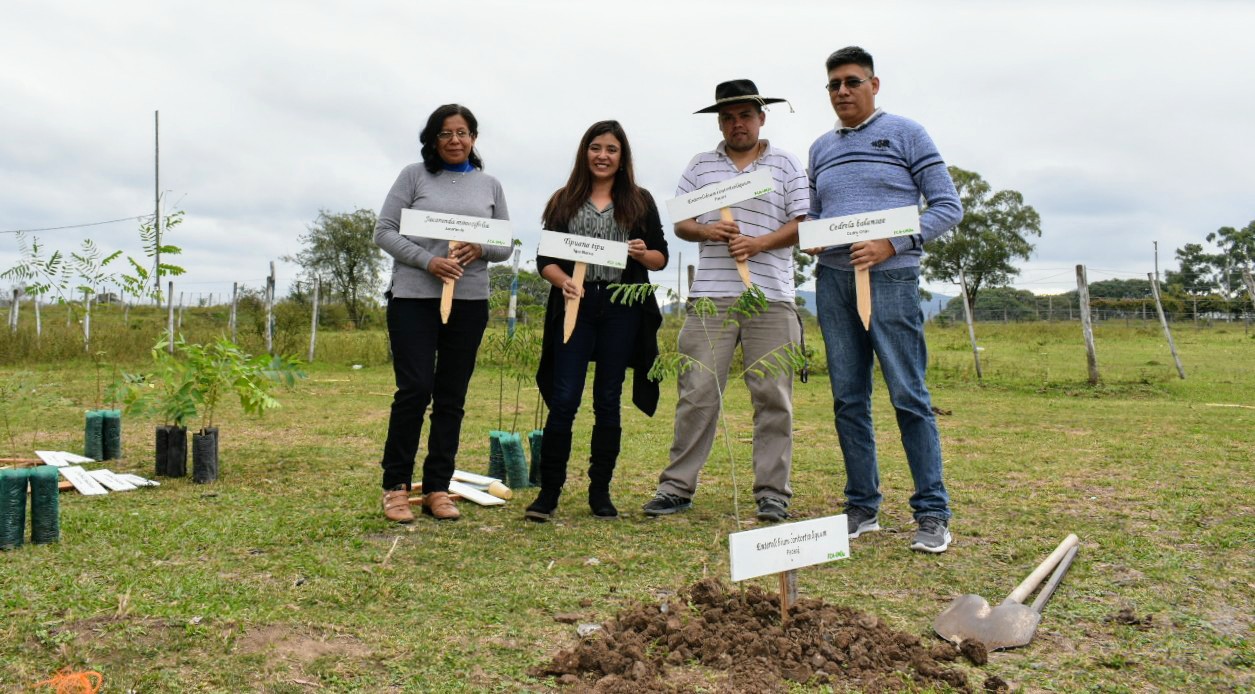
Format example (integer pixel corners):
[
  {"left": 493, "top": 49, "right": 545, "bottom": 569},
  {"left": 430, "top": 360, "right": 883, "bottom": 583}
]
[{"left": 728, "top": 514, "right": 850, "bottom": 582}]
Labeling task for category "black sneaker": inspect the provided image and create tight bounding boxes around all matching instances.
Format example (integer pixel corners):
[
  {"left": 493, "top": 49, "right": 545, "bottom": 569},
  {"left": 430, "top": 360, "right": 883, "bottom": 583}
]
[
  {"left": 756, "top": 497, "right": 789, "bottom": 522},
  {"left": 846, "top": 506, "right": 880, "bottom": 539},
  {"left": 642, "top": 492, "right": 692, "bottom": 517},
  {"left": 910, "top": 516, "right": 952, "bottom": 553}
]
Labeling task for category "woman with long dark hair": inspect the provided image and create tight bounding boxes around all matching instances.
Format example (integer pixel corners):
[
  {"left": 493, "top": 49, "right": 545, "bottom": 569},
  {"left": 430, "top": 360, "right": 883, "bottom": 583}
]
[
  {"left": 526, "top": 120, "right": 669, "bottom": 522},
  {"left": 374, "top": 103, "right": 512, "bottom": 522}
]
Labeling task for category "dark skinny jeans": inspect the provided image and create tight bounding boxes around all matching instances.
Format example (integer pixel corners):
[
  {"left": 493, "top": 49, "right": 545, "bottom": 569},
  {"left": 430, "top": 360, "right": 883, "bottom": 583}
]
[{"left": 379, "top": 297, "right": 487, "bottom": 493}]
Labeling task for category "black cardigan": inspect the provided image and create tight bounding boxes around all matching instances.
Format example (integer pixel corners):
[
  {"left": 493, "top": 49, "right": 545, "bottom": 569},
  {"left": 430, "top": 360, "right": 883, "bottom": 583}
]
[{"left": 534, "top": 191, "right": 670, "bottom": 417}]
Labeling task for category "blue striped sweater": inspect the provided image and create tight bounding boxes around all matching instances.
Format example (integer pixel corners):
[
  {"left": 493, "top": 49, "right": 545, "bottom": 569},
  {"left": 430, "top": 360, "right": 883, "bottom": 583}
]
[{"left": 807, "top": 110, "right": 962, "bottom": 271}]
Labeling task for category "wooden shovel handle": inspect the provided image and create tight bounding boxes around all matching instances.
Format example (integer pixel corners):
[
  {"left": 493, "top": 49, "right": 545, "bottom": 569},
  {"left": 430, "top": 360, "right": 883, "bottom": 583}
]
[
  {"left": 563, "top": 262, "right": 586, "bottom": 343},
  {"left": 439, "top": 241, "right": 460, "bottom": 324},
  {"left": 1006, "top": 533, "right": 1079, "bottom": 605},
  {"left": 721, "top": 207, "right": 752, "bottom": 288},
  {"left": 1030, "top": 544, "right": 1079, "bottom": 614}
]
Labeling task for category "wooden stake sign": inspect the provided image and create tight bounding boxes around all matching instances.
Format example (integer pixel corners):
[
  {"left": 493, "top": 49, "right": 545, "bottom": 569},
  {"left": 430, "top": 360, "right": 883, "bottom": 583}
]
[
  {"left": 728, "top": 515, "right": 850, "bottom": 623},
  {"left": 440, "top": 241, "right": 460, "bottom": 324},
  {"left": 399, "top": 209, "right": 514, "bottom": 324},
  {"left": 799, "top": 205, "right": 922, "bottom": 331},
  {"left": 666, "top": 169, "right": 775, "bottom": 289},
  {"left": 537, "top": 229, "right": 629, "bottom": 343}
]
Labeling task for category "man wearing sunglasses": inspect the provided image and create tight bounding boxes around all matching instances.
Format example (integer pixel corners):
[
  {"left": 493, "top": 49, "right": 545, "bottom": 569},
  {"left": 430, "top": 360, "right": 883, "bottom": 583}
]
[{"left": 806, "top": 46, "right": 963, "bottom": 553}]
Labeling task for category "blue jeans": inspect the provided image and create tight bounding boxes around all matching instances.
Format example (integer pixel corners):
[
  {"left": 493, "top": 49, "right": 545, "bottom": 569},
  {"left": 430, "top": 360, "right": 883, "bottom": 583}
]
[
  {"left": 545, "top": 283, "right": 641, "bottom": 434},
  {"left": 815, "top": 264, "right": 950, "bottom": 521}
]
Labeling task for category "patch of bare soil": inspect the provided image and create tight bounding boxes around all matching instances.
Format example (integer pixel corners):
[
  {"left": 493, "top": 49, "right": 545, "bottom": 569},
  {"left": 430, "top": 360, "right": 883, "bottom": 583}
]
[{"left": 532, "top": 577, "right": 971, "bottom": 693}]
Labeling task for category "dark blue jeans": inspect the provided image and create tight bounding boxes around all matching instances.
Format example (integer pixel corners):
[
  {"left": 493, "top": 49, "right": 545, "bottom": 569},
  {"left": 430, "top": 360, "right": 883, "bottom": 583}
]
[
  {"left": 815, "top": 264, "right": 950, "bottom": 521},
  {"left": 545, "top": 283, "right": 641, "bottom": 435},
  {"left": 380, "top": 297, "right": 488, "bottom": 493}
]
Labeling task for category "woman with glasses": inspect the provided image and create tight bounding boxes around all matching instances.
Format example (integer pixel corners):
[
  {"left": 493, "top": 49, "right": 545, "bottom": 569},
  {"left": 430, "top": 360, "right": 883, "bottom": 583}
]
[
  {"left": 525, "top": 120, "right": 669, "bottom": 522},
  {"left": 374, "top": 103, "right": 512, "bottom": 523}
]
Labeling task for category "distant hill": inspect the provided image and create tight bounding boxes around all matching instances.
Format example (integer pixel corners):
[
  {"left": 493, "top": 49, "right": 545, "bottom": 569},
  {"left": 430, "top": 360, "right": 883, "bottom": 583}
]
[{"left": 795, "top": 290, "right": 953, "bottom": 318}]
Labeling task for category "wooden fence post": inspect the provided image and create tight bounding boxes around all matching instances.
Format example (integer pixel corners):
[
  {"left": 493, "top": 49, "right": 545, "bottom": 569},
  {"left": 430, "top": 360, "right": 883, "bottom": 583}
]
[
  {"left": 1148, "top": 273, "right": 1185, "bottom": 379},
  {"left": 230, "top": 282, "right": 238, "bottom": 344},
  {"left": 266, "top": 262, "right": 276, "bottom": 355},
  {"left": 1076, "top": 265, "right": 1099, "bottom": 385},
  {"left": 83, "top": 290, "right": 92, "bottom": 353},
  {"left": 8, "top": 288, "right": 17, "bottom": 333},
  {"left": 167, "top": 281, "right": 175, "bottom": 354},
  {"left": 33, "top": 292, "right": 41, "bottom": 339},
  {"left": 1243, "top": 269, "right": 1255, "bottom": 312},
  {"left": 308, "top": 278, "right": 320, "bottom": 363},
  {"left": 177, "top": 291, "right": 185, "bottom": 330},
  {"left": 959, "top": 268, "right": 982, "bottom": 380}
]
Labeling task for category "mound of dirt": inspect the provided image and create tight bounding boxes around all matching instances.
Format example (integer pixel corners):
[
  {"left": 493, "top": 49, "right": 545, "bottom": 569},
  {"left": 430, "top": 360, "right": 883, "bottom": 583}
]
[{"left": 532, "top": 577, "right": 971, "bottom": 693}]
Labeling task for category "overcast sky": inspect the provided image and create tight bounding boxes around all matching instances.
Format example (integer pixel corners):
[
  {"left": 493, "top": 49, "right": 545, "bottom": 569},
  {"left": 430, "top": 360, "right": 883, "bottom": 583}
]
[{"left": 3, "top": 0, "right": 1252, "bottom": 305}]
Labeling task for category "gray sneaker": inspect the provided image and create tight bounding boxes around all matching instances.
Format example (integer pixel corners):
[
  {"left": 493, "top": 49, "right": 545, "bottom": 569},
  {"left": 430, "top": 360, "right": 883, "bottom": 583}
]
[
  {"left": 642, "top": 492, "right": 692, "bottom": 517},
  {"left": 910, "top": 516, "right": 952, "bottom": 553},
  {"left": 756, "top": 497, "right": 789, "bottom": 522},
  {"left": 846, "top": 506, "right": 880, "bottom": 539}
]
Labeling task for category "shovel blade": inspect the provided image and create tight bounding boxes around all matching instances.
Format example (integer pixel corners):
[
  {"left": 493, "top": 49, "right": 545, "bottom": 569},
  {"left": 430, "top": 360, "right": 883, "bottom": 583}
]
[{"left": 933, "top": 594, "right": 1042, "bottom": 651}]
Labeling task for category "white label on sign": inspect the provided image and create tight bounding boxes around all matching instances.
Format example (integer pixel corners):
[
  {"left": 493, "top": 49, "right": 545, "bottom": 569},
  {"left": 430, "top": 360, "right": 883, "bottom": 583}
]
[
  {"left": 89, "top": 469, "right": 139, "bottom": 492},
  {"left": 399, "top": 208, "right": 512, "bottom": 247},
  {"left": 798, "top": 205, "right": 921, "bottom": 249},
  {"left": 117, "top": 473, "right": 160, "bottom": 487},
  {"left": 58, "top": 465, "right": 109, "bottom": 495},
  {"left": 728, "top": 514, "right": 850, "bottom": 582},
  {"left": 537, "top": 230, "right": 628, "bottom": 268},
  {"left": 36, "top": 450, "right": 94, "bottom": 467},
  {"left": 665, "top": 169, "right": 774, "bottom": 222}
]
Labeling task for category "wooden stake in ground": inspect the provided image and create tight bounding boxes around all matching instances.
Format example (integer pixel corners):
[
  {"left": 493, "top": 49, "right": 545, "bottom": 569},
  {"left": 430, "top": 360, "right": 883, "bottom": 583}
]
[
  {"left": 563, "top": 262, "right": 586, "bottom": 343},
  {"left": 1148, "top": 273, "right": 1185, "bottom": 379},
  {"left": 778, "top": 569, "right": 798, "bottom": 625},
  {"left": 440, "top": 241, "right": 461, "bottom": 324},
  {"left": 720, "top": 208, "right": 753, "bottom": 288},
  {"left": 1076, "top": 265, "right": 1099, "bottom": 385}
]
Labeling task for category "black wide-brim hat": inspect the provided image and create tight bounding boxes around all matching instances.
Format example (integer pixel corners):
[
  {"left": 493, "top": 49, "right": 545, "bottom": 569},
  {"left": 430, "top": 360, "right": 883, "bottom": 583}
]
[{"left": 694, "top": 79, "right": 788, "bottom": 114}]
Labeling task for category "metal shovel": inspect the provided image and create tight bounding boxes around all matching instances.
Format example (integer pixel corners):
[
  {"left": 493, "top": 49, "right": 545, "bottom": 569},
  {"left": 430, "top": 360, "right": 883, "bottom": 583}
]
[{"left": 933, "top": 534, "right": 1080, "bottom": 650}]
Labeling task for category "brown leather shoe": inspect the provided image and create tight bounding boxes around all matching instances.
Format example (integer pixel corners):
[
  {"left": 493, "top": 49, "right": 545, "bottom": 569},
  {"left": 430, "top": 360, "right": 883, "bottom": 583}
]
[
  {"left": 382, "top": 488, "right": 415, "bottom": 523},
  {"left": 422, "top": 491, "right": 460, "bottom": 521}
]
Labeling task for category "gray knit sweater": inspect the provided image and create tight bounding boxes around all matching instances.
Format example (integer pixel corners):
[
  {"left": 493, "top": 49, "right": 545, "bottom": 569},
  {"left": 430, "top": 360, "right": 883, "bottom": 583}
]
[{"left": 374, "top": 163, "right": 512, "bottom": 300}]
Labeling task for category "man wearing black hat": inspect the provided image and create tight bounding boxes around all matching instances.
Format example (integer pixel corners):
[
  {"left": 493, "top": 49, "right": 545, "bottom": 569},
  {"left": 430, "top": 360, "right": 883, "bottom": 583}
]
[{"left": 643, "top": 79, "right": 809, "bottom": 522}]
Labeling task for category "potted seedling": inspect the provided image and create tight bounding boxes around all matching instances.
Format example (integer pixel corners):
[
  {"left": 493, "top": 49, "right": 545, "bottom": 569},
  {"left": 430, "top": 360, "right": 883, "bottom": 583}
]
[
  {"left": 116, "top": 337, "right": 304, "bottom": 481},
  {"left": 484, "top": 324, "right": 543, "bottom": 489}
]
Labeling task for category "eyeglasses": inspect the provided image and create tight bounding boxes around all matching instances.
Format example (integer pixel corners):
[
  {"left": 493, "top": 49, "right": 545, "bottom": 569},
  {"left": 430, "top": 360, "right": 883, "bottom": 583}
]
[
  {"left": 826, "top": 77, "right": 871, "bottom": 93},
  {"left": 436, "top": 130, "right": 473, "bottom": 141}
]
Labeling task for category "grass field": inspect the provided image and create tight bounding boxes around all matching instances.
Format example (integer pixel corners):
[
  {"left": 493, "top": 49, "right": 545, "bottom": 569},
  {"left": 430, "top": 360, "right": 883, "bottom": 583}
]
[{"left": 1, "top": 319, "right": 1251, "bottom": 692}]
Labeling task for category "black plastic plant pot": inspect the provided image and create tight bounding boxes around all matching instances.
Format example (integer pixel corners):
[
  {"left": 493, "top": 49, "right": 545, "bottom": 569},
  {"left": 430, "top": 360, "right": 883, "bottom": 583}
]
[
  {"left": 155, "top": 426, "right": 169, "bottom": 476},
  {"left": 192, "top": 427, "right": 219, "bottom": 484},
  {"left": 160, "top": 425, "right": 188, "bottom": 478}
]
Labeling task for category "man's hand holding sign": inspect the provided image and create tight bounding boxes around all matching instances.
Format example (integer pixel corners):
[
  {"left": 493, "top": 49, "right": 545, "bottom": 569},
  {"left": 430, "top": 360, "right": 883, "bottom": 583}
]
[
  {"left": 666, "top": 168, "right": 775, "bottom": 289},
  {"left": 400, "top": 208, "right": 513, "bottom": 323},
  {"left": 537, "top": 230, "right": 630, "bottom": 342},
  {"left": 800, "top": 205, "right": 921, "bottom": 330}
]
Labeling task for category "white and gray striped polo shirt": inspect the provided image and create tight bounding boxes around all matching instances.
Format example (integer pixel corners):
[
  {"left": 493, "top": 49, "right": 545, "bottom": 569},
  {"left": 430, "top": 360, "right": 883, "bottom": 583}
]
[{"left": 675, "top": 140, "right": 809, "bottom": 302}]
